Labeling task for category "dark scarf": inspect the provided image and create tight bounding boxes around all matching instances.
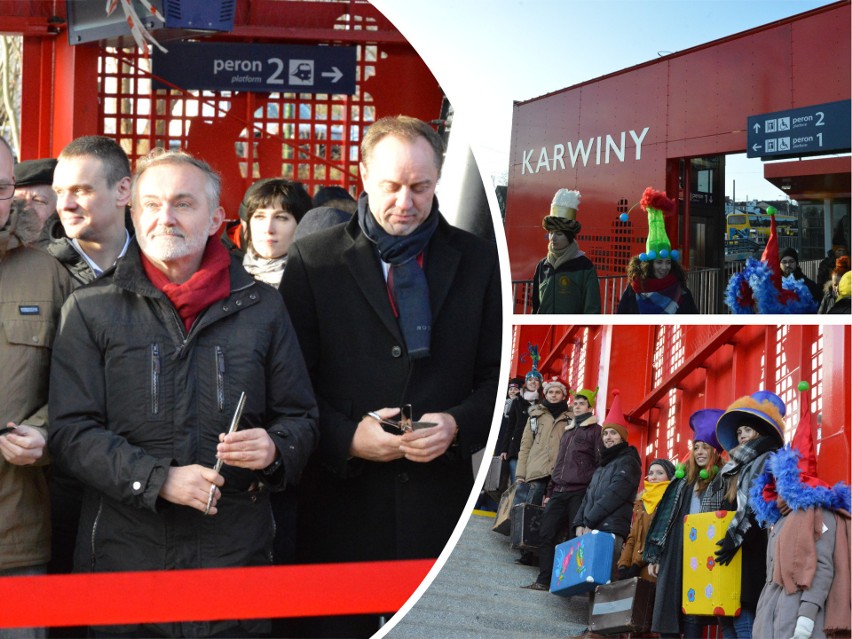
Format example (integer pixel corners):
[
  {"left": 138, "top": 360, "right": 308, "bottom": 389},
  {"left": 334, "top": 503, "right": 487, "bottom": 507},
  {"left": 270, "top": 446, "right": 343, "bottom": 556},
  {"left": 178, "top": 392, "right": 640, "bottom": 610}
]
[
  {"left": 632, "top": 273, "right": 682, "bottom": 314},
  {"left": 700, "top": 435, "right": 779, "bottom": 547},
  {"left": 642, "top": 477, "right": 690, "bottom": 565},
  {"left": 142, "top": 238, "right": 231, "bottom": 332},
  {"left": 600, "top": 441, "right": 628, "bottom": 465},
  {"left": 357, "top": 192, "right": 439, "bottom": 359},
  {"left": 542, "top": 399, "right": 568, "bottom": 419}
]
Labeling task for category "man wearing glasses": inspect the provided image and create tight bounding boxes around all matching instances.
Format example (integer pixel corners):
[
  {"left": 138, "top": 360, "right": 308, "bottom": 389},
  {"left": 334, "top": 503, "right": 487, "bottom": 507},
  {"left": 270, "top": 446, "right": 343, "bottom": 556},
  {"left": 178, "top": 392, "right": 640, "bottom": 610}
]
[{"left": 0, "top": 136, "right": 72, "bottom": 639}]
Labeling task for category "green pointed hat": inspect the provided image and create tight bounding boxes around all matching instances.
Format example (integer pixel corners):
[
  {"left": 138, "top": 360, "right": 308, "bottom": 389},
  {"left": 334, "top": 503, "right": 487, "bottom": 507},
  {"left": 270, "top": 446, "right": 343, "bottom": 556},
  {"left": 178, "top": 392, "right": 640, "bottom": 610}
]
[{"left": 637, "top": 187, "right": 679, "bottom": 262}]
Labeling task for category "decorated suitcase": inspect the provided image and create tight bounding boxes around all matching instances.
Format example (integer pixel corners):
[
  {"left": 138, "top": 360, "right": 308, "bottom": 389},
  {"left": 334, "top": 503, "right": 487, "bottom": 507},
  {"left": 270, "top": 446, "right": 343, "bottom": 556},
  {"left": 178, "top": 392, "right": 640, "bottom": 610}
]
[
  {"left": 510, "top": 503, "right": 544, "bottom": 550},
  {"left": 682, "top": 510, "right": 742, "bottom": 616},
  {"left": 549, "top": 529, "right": 615, "bottom": 596},
  {"left": 590, "top": 577, "right": 655, "bottom": 634}
]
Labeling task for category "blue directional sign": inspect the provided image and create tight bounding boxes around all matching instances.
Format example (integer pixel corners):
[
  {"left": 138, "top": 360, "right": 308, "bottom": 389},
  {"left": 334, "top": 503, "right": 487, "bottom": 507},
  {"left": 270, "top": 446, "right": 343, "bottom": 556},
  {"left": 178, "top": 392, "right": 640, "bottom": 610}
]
[
  {"left": 152, "top": 42, "right": 357, "bottom": 94},
  {"left": 747, "top": 100, "right": 851, "bottom": 159}
]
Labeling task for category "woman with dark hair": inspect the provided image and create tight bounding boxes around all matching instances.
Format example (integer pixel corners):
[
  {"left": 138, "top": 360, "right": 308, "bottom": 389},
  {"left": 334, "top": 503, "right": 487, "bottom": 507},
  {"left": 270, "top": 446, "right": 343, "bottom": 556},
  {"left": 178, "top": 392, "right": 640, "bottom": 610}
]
[
  {"left": 616, "top": 188, "right": 699, "bottom": 314},
  {"left": 817, "top": 255, "right": 851, "bottom": 314},
  {"left": 240, "top": 178, "right": 312, "bottom": 289},
  {"left": 643, "top": 409, "right": 725, "bottom": 638},
  {"left": 616, "top": 255, "right": 699, "bottom": 314}
]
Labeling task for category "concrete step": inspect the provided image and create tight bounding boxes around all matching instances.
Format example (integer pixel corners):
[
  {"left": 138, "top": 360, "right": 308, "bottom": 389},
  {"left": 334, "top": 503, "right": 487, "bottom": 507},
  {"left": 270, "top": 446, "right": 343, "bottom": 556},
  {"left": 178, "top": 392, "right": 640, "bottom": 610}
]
[{"left": 384, "top": 510, "right": 590, "bottom": 639}]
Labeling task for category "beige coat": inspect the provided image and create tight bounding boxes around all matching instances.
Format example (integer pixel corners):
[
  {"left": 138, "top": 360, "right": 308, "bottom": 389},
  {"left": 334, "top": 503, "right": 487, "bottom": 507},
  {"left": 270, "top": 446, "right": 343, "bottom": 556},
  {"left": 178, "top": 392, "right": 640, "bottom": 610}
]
[
  {"left": 516, "top": 404, "right": 571, "bottom": 483},
  {"left": 0, "top": 207, "right": 72, "bottom": 570}
]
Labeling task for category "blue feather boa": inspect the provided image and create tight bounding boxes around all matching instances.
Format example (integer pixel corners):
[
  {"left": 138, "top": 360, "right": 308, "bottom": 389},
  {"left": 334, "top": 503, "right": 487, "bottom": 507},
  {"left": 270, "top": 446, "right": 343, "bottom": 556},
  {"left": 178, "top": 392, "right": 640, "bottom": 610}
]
[
  {"left": 750, "top": 445, "right": 851, "bottom": 526},
  {"left": 724, "top": 257, "right": 818, "bottom": 314}
]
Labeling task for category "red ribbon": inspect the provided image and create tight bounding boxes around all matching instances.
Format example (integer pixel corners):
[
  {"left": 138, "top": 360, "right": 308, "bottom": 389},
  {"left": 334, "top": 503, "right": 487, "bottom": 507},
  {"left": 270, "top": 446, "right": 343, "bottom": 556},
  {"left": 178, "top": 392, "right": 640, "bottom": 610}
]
[{"left": 0, "top": 560, "right": 435, "bottom": 628}]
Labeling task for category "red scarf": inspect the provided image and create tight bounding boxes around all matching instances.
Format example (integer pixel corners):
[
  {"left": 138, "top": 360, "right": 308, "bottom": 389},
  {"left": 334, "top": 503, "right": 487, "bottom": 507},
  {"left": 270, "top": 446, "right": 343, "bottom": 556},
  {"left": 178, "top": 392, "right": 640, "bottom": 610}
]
[{"left": 141, "top": 238, "right": 231, "bottom": 332}]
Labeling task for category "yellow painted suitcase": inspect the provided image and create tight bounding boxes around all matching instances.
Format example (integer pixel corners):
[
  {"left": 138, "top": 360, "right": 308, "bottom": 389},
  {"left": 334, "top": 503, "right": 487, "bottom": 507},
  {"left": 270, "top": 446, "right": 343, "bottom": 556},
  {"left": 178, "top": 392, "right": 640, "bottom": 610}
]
[{"left": 681, "top": 510, "right": 742, "bottom": 616}]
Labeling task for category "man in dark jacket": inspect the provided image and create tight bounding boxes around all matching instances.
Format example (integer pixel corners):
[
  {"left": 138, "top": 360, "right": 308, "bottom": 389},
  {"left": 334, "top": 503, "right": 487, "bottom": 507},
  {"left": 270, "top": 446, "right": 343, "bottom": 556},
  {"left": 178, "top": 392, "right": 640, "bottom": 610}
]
[
  {"left": 779, "top": 247, "right": 820, "bottom": 303},
  {"left": 48, "top": 150, "right": 319, "bottom": 638},
  {"left": 522, "top": 387, "right": 602, "bottom": 589},
  {"left": 281, "top": 115, "right": 501, "bottom": 637},
  {"left": 48, "top": 136, "right": 132, "bottom": 287}
]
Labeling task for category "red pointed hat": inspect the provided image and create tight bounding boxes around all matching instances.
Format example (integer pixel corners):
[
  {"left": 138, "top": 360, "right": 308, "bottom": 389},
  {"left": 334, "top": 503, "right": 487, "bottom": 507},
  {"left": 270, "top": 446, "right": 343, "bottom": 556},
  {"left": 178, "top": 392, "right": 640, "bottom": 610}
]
[
  {"left": 789, "top": 381, "right": 827, "bottom": 489},
  {"left": 759, "top": 206, "right": 798, "bottom": 305},
  {"left": 602, "top": 389, "right": 628, "bottom": 442}
]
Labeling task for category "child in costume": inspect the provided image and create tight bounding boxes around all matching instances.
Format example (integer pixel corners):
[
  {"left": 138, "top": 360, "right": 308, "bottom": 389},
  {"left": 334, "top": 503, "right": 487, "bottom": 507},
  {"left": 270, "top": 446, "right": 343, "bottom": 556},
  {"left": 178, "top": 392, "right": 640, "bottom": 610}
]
[
  {"left": 616, "top": 457, "right": 675, "bottom": 583},
  {"left": 700, "top": 391, "right": 787, "bottom": 638},
  {"left": 750, "top": 382, "right": 850, "bottom": 639},
  {"left": 643, "top": 409, "right": 725, "bottom": 638},
  {"left": 531, "top": 189, "right": 601, "bottom": 314},
  {"left": 616, "top": 187, "right": 699, "bottom": 314}
]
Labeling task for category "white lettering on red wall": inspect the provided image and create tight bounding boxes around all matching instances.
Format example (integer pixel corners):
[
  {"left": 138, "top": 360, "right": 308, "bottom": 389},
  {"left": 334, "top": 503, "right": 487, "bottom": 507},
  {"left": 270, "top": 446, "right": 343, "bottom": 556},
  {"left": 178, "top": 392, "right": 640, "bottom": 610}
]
[{"left": 521, "top": 127, "right": 650, "bottom": 175}]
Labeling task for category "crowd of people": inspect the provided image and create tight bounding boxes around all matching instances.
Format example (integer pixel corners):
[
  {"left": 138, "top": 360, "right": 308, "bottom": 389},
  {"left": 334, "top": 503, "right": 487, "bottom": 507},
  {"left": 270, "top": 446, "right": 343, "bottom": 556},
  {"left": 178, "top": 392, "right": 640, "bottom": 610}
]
[
  {"left": 0, "top": 115, "right": 501, "bottom": 639},
  {"left": 528, "top": 188, "right": 850, "bottom": 316},
  {"left": 493, "top": 372, "right": 850, "bottom": 639}
]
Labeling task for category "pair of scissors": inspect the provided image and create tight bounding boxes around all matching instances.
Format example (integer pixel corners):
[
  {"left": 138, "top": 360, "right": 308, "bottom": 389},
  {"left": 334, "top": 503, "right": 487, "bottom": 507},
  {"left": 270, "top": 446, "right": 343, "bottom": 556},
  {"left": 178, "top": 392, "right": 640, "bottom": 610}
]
[{"left": 204, "top": 391, "right": 247, "bottom": 516}]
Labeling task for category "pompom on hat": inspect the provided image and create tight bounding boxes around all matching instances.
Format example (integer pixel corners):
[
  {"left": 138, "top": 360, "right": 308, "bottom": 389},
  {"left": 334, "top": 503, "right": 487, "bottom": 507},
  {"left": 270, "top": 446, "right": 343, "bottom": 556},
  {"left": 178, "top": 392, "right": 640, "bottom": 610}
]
[
  {"left": 542, "top": 189, "right": 582, "bottom": 235},
  {"left": 689, "top": 408, "right": 724, "bottom": 452},
  {"left": 751, "top": 381, "right": 851, "bottom": 526},
  {"left": 601, "top": 389, "right": 628, "bottom": 442},
  {"left": 716, "top": 389, "right": 786, "bottom": 452}
]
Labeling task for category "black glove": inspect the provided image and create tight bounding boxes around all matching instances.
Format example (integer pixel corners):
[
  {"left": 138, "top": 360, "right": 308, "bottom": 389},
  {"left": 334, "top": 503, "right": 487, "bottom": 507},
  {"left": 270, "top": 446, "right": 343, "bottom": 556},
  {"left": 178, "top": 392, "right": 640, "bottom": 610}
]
[
  {"left": 714, "top": 534, "right": 739, "bottom": 566},
  {"left": 617, "top": 564, "right": 641, "bottom": 580}
]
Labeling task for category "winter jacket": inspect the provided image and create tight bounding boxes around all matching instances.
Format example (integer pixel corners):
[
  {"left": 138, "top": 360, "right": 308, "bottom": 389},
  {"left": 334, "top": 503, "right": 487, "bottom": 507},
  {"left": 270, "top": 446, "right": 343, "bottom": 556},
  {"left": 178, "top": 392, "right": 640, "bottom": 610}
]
[
  {"left": 532, "top": 254, "right": 601, "bottom": 314},
  {"left": 48, "top": 241, "right": 319, "bottom": 637},
  {"left": 516, "top": 404, "right": 570, "bottom": 483},
  {"left": 46, "top": 237, "right": 100, "bottom": 287},
  {"left": 753, "top": 511, "right": 837, "bottom": 639},
  {"left": 0, "top": 206, "right": 73, "bottom": 571},
  {"left": 498, "top": 396, "right": 537, "bottom": 461},
  {"left": 573, "top": 443, "right": 641, "bottom": 538},
  {"left": 617, "top": 497, "right": 656, "bottom": 582},
  {"left": 827, "top": 297, "right": 851, "bottom": 314},
  {"left": 616, "top": 283, "right": 700, "bottom": 314},
  {"left": 547, "top": 413, "right": 601, "bottom": 497}
]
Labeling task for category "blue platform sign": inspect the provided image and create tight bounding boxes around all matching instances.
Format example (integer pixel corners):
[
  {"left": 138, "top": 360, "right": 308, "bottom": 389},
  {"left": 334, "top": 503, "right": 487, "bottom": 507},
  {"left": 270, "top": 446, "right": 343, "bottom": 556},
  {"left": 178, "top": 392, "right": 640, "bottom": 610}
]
[
  {"left": 152, "top": 42, "right": 357, "bottom": 94},
  {"left": 747, "top": 100, "right": 851, "bottom": 159}
]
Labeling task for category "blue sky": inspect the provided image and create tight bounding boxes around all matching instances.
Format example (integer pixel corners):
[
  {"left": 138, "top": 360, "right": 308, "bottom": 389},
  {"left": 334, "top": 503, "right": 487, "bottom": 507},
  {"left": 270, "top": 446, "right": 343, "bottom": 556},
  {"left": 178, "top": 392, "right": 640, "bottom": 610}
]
[{"left": 372, "top": 0, "right": 839, "bottom": 200}]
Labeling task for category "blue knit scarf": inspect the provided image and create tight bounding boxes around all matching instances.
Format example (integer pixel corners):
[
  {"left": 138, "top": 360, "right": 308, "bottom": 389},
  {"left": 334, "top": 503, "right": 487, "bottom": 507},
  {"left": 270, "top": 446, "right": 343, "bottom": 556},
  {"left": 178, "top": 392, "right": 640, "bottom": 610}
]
[{"left": 357, "top": 192, "right": 439, "bottom": 359}]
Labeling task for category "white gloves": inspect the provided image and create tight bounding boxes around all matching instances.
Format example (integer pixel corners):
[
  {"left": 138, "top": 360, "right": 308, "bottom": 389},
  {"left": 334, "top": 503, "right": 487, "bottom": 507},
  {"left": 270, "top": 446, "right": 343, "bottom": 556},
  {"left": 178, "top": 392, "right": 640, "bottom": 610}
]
[{"left": 791, "top": 616, "right": 814, "bottom": 639}]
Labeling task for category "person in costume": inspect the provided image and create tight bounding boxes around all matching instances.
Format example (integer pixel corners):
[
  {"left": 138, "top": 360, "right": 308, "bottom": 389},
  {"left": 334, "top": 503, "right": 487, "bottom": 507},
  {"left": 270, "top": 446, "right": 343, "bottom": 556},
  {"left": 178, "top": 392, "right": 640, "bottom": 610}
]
[
  {"left": 497, "top": 347, "right": 543, "bottom": 483},
  {"left": 700, "top": 390, "right": 787, "bottom": 638},
  {"left": 520, "top": 386, "right": 601, "bottom": 587},
  {"left": 818, "top": 256, "right": 850, "bottom": 314},
  {"left": 780, "top": 247, "right": 821, "bottom": 302},
  {"left": 531, "top": 189, "right": 601, "bottom": 314},
  {"left": 643, "top": 409, "right": 725, "bottom": 638},
  {"left": 826, "top": 270, "right": 851, "bottom": 315},
  {"left": 751, "top": 382, "right": 851, "bottom": 639},
  {"left": 616, "top": 457, "right": 675, "bottom": 583},
  {"left": 616, "top": 187, "right": 699, "bottom": 314},
  {"left": 725, "top": 206, "right": 818, "bottom": 313}
]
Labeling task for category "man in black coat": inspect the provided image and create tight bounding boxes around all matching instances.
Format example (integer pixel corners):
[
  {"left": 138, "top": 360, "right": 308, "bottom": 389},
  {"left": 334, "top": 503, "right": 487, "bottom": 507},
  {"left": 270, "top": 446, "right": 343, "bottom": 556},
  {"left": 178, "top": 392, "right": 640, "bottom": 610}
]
[{"left": 281, "top": 116, "right": 501, "bottom": 636}]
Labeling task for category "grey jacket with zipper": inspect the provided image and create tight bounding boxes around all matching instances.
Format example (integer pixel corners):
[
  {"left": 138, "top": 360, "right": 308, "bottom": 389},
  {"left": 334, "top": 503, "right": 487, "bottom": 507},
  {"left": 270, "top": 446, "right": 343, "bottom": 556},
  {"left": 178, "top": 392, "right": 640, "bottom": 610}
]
[{"left": 47, "top": 240, "right": 318, "bottom": 637}]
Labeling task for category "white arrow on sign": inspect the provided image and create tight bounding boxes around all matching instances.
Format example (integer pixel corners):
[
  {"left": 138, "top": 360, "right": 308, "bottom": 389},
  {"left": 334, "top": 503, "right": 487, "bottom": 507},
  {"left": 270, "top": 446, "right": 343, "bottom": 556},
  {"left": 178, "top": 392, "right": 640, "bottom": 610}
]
[
  {"left": 753, "top": 123, "right": 761, "bottom": 133},
  {"left": 321, "top": 66, "right": 343, "bottom": 83},
  {"left": 752, "top": 143, "right": 762, "bottom": 152}
]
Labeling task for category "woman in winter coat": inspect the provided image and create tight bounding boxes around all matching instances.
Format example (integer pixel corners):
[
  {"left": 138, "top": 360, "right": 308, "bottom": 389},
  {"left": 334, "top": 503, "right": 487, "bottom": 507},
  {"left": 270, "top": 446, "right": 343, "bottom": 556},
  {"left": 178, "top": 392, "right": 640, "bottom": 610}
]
[
  {"left": 700, "top": 391, "right": 787, "bottom": 639},
  {"left": 817, "top": 255, "right": 850, "bottom": 314},
  {"left": 750, "top": 386, "right": 851, "bottom": 639},
  {"left": 616, "top": 255, "right": 699, "bottom": 314},
  {"left": 497, "top": 370, "right": 542, "bottom": 482},
  {"left": 643, "top": 409, "right": 725, "bottom": 638},
  {"left": 240, "top": 178, "right": 312, "bottom": 289},
  {"left": 572, "top": 391, "right": 641, "bottom": 568},
  {"left": 616, "top": 458, "right": 675, "bottom": 583}
]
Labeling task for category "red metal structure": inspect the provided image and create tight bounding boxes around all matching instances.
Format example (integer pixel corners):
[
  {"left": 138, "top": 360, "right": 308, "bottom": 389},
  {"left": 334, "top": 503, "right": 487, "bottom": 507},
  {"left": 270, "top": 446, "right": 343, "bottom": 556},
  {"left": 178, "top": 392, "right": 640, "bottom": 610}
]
[
  {"left": 510, "top": 324, "right": 850, "bottom": 486},
  {"left": 2, "top": 0, "right": 444, "bottom": 217},
  {"left": 505, "top": 2, "right": 851, "bottom": 284}
]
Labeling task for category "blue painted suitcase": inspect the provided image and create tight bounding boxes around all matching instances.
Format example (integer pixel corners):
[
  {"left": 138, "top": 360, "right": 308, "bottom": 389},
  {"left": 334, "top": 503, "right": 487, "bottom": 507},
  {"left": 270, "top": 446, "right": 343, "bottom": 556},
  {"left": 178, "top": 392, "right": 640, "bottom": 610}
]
[{"left": 550, "top": 530, "right": 616, "bottom": 596}]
